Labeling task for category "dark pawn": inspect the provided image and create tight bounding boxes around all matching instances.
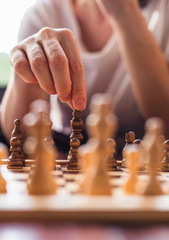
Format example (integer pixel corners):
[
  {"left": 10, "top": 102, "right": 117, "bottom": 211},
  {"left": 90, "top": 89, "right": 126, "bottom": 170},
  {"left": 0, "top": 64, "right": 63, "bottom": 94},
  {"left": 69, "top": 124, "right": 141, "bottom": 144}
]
[
  {"left": 133, "top": 139, "right": 142, "bottom": 145},
  {"left": 11, "top": 119, "right": 23, "bottom": 141},
  {"left": 8, "top": 137, "right": 25, "bottom": 169},
  {"left": 122, "top": 131, "right": 135, "bottom": 167},
  {"left": 161, "top": 140, "right": 169, "bottom": 172},
  {"left": 67, "top": 109, "right": 83, "bottom": 169},
  {"left": 8, "top": 119, "right": 25, "bottom": 169},
  {"left": 70, "top": 109, "right": 83, "bottom": 141},
  {"left": 67, "top": 138, "right": 81, "bottom": 170}
]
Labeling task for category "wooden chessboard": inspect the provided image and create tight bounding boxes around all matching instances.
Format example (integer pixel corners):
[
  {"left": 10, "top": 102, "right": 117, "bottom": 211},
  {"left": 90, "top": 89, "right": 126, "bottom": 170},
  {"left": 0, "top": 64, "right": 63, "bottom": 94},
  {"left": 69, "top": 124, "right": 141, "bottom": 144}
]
[{"left": 1, "top": 159, "right": 169, "bottom": 222}]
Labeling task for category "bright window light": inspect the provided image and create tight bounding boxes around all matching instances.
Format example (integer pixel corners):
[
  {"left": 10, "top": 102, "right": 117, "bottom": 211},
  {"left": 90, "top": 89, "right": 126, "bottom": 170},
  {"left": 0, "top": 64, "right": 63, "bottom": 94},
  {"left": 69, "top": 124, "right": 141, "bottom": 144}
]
[{"left": 0, "top": 0, "right": 36, "bottom": 53}]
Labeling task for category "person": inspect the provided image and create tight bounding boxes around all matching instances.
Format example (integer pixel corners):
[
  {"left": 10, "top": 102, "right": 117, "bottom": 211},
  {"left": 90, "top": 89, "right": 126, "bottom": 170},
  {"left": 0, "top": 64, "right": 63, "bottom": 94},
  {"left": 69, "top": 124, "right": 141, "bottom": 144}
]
[{"left": 1, "top": 0, "right": 169, "bottom": 154}]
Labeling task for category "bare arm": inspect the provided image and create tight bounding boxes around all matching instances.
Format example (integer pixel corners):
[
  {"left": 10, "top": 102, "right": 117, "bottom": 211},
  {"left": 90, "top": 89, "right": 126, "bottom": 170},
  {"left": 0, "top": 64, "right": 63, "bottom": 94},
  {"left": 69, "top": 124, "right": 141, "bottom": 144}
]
[
  {"left": 98, "top": 0, "right": 169, "bottom": 136},
  {"left": 1, "top": 71, "right": 49, "bottom": 140}
]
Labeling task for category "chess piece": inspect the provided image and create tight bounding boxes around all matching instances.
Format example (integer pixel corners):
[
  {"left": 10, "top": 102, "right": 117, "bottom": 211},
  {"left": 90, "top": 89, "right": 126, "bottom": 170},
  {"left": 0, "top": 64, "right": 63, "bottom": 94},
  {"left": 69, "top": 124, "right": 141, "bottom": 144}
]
[
  {"left": 123, "top": 144, "right": 140, "bottom": 194},
  {"left": 142, "top": 117, "right": 164, "bottom": 196},
  {"left": 80, "top": 93, "right": 118, "bottom": 195},
  {"left": 11, "top": 119, "right": 23, "bottom": 140},
  {"left": 105, "top": 138, "right": 118, "bottom": 170},
  {"left": 8, "top": 119, "right": 25, "bottom": 169},
  {"left": 43, "top": 113, "right": 58, "bottom": 170},
  {"left": 23, "top": 100, "right": 57, "bottom": 195},
  {"left": 8, "top": 137, "right": 25, "bottom": 169},
  {"left": 67, "top": 109, "right": 83, "bottom": 169},
  {"left": 27, "top": 111, "right": 57, "bottom": 195},
  {"left": 24, "top": 99, "right": 57, "bottom": 170},
  {"left": 67, "top": 138, "right": 81, "bottom": 170},
  {"left": 78, "top": 139, "right": 96, "bottom": 191},
  {"left": 161, "top": 140, "right": 169, "bottom": 172},
  {"left": 133, "top": 139, "right": 145, "bottom": 171},
  {"left": 122, "top": 131, "right": 135, "bottom": 167}
]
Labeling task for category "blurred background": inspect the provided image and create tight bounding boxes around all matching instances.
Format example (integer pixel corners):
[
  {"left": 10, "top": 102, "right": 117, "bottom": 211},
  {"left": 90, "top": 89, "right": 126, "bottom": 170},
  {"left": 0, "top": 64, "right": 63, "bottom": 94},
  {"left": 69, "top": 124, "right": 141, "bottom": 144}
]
[{"left": 0, "top": 0, "right": 36, "bottom": 100}]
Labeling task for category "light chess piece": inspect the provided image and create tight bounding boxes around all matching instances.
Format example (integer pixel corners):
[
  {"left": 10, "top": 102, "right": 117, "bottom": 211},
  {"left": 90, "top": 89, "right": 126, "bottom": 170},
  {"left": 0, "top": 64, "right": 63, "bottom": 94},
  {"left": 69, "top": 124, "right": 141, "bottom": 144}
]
[
  {"left": 142, "top": 117, "right": 164, "bottom": 196},
  {"left": 122, "top": 131, "right": 135, "bottom": 167},
  {"left": 123, "top": 144, "right": 140, "bottom": 194}
]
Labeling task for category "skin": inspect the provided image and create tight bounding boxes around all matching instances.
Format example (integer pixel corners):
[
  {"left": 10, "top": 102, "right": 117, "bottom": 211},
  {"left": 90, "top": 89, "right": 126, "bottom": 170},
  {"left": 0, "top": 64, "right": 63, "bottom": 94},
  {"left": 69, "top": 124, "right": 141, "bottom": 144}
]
[{"left": 1, "top": 0, "right": 169, "bottom": 140}]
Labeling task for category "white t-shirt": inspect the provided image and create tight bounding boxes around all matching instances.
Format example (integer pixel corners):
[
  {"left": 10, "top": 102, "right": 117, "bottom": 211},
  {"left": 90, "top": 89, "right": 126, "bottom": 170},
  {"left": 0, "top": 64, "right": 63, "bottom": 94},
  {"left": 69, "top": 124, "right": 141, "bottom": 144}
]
[{"left": 18, "top": 0, "right": 169, "bottom": 146}]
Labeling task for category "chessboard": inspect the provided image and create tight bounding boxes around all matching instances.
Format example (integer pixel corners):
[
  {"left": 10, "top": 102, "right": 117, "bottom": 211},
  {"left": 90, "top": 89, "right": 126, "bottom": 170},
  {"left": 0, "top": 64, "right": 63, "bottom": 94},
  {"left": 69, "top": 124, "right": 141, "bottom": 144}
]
[{"left": 1, "top": 159, "right": 169, "bottom": 222}]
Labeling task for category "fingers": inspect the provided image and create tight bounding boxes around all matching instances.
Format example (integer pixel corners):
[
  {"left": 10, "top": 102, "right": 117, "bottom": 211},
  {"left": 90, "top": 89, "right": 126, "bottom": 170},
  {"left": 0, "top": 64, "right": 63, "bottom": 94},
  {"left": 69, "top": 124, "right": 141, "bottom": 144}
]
[
  {"left": 10, "top": 27, "right": 87, "bottom": 111},
  {"left": 24, "top": 41, "right": 57, "bottom": 94},
  {"left": 59, "top": 29, "right": 86, "bottom": 110},
  {"left": 41, "top": 38, "right": 72, "bottom": 102},
  {"left": 10, "top": 47, "right": 37, "bottom": 84}
]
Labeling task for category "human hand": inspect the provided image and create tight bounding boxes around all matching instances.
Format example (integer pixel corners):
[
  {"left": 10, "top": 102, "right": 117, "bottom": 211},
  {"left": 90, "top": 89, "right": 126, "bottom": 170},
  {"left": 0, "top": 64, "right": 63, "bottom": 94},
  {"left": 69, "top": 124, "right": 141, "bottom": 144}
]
[{"left": 10, "top": 27, "right": 86, "bottom": 110}]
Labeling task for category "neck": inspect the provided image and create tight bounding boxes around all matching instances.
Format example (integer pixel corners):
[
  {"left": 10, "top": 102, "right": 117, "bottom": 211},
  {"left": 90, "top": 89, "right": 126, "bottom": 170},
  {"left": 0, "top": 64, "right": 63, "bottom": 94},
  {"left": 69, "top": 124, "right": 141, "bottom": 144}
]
[{"left": 71, "top": 0, "right": 113, "bottom": 52}]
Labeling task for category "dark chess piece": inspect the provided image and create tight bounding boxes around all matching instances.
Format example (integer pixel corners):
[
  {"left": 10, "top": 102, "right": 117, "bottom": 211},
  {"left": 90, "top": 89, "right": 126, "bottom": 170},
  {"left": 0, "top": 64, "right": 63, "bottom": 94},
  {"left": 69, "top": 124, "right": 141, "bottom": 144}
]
[
  {"left": 105, "top": 138, "right": 118, "bottom": 171},
  {"left": 11, "top": 119, "right": 23, "bottom": 140},
  {"left": 161, "top": 140, "right": 169, "bottom": 172},
  {"left": 122, "top": 131, "right": 135, "bottom": 167},
  {"left": 8, "top": 137, "right": 25, "bottom": 169},
  {"left": 70, "top": 109, "right": 83, "bottom": 141},
  {"left": 67, "top": 138, "right": 81, "bottom": 170},
  {"left": 133, "top": 139, "right": 142, "bottom": 145},
  {"left": 8, "top": 119, "right": 25, "bottom": 169},
  {"left": 67, "top": 109, "right": 83, "bottom": 169}
]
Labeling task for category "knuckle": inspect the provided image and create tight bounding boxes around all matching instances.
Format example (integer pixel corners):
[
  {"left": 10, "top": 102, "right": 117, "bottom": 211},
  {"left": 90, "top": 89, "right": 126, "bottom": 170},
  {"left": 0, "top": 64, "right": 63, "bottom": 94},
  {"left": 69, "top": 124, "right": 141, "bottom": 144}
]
[
  {"left": 31, "top": 54, "right": 46, "bottom": 71},
  {"left": 10, "top": 45, "right": 20, "bottom": 57},
  {"left": 39, "top": 27, "right": 54, "bottom": 39},
  {"left": 60, "top": 28, "right": 74, "bottom": 39},
  {"left": 13, "top": 58, "right": 28, "bottom": 74},
  {"left": 24, "top": 36, "right": 35, "bottom": 45},
  {"left": 70, "top": 60, "right": 84, "bottom": 75},
  {"left": 50, "top": 53, "right": 68, "bottom": 70}
]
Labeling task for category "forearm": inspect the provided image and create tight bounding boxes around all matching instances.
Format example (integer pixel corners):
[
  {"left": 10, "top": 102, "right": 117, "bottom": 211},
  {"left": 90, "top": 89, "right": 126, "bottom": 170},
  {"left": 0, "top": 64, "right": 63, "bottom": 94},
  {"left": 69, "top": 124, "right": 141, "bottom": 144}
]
[
  {"left": 1, "top": 72, "right": 49, "bottom": 140},
  {"left": 110, "top": 3, "right": 169, "bottom": 134}
]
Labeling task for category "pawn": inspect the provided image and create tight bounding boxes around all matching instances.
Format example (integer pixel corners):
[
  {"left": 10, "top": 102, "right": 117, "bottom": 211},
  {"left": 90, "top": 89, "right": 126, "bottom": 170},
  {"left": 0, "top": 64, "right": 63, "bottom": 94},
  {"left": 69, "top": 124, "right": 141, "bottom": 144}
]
[
  {"left": 78, "top": 140, "right": 96, "bottom": 191},
  {"left": 122, "top": 131, "right": 135, "bottom": 167},
  {"left": 8, "top": 137, "right": 24, "bottom": 169},
  {"left": 161, "top": 140, "right": 169, "bottom": 172},
  {"left": 67, "top": 109, "right": 83, "bottom": 169},
  {"left": 8, "top": 119, "right": 25, "bottom": 168},
  {"left": 105, "top": 138, "right": 118, "bottom": 170},
  {"left": 133, "top": 139, "right": 145, "bottom": 171},
  {"left": 123, "top": 144, "right": 140, "bottom": 194},
  {"left": 27, "top": 111, "right": 57, "bottom": 195},
  {"left": 142, "top": 117, "right": 164, "bottom": 196},
  {"left": 11, "top": 119, "right": 23, "bottom": 140},
  {"left": 67, "top": 138, "right": 81, "bottom": 169}
]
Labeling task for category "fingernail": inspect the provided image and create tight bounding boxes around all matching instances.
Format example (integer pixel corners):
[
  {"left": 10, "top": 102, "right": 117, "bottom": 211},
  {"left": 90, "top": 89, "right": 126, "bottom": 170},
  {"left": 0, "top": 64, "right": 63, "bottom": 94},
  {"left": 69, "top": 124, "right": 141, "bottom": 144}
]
[
  {"left": 75, "top": 99, "right": 86, "bottom": 110},
  {"left": 49, "top": 90, "right": 57, "bottom": 95},
  {"left": 59, "top": 94, "right": 70, "bottom": 102}
]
